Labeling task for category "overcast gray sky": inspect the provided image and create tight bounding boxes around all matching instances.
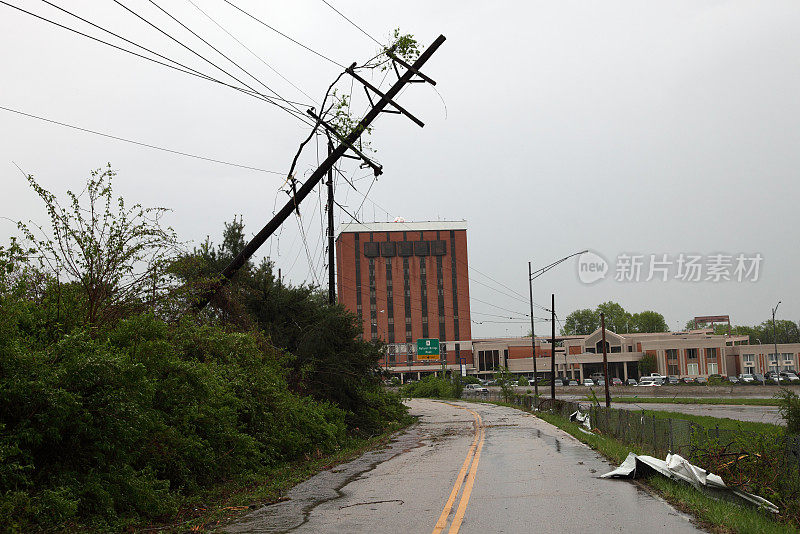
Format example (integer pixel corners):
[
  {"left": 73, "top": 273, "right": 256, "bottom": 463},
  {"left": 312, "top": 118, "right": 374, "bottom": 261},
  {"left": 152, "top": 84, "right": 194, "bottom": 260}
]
[{"left": 2, "top": 0, "right": 799, "bottom": 337}]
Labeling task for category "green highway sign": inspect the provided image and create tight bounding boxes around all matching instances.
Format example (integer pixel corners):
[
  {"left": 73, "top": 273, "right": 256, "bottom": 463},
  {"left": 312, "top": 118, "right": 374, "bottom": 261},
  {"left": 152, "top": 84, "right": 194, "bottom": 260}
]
[{"left": 417, "top": 338, "right": 440, "bottom": 360}]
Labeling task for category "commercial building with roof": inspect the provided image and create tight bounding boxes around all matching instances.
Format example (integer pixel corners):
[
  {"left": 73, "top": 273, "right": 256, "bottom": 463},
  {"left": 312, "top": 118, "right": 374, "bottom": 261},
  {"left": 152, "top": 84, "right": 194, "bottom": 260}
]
[{"left": 335, "top": 221, "right": 472, "bottom": 371}]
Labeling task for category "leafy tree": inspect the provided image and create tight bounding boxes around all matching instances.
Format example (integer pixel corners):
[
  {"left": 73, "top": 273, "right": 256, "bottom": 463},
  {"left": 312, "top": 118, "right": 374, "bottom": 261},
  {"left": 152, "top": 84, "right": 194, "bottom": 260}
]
[
  {"left": 757, "top": 319, "right": 800, "bottom": 345},
  {"left": 173, "top": 218, "right": 401, "bottom": 432},
  {"left": 638, "top": 353, "right": 657, "bottom": 375},
  {"left": 596, "top": 301, "right": 632, "bottom": 333},
  {"left": 629, "top": 310, "right": 669, "bottom": 333},
  {"left": 15, "top": 165, "right": 179, "bottom": 328},
  {"left": 561, "top": 308, "right": 599, "bottom": 335},
  {"left": 493, "top": 366, "right": 517, "bottom": 402}
]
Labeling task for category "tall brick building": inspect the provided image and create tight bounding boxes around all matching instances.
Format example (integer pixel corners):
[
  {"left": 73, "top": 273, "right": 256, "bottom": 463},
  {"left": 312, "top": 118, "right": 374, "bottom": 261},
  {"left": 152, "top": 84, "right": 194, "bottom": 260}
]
[{"left": 335, "top": 221, "right": 472, "bottom": 368}]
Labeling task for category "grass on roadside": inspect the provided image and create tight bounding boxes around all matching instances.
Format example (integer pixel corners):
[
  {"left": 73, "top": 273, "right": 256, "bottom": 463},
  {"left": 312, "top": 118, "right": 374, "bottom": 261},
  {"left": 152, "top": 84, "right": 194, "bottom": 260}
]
[
  {"left": 131, "top": 421, "right": 411, "bottom": 533},
  {"left": 535, "top": 411, "right": 796, "bottom": 534},
  {"left": 606, "top": 396, "right": 782, "bottom": 407},
  {"left": 630, "top": 407, "right": 782, "bottom": 435}
]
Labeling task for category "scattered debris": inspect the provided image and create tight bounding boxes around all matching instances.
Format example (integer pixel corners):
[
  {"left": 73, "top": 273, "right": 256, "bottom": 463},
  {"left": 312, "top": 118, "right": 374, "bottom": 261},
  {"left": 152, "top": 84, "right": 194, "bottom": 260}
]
[
  {"left": 569, "top": 410, "right": 592, "bottom": 433},
  {"left": 600, "top": 452, "right": 779, "bottom": 513}
]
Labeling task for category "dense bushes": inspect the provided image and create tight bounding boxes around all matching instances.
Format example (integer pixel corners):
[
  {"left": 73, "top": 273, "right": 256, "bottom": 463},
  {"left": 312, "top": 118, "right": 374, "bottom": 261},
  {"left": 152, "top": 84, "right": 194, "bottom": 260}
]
[
  {"left": 400, "top": 376, "right": 459, "bottom": 398},
  {"left": 0, "top": 169, "right": 408, "bottom": 531},
  {"left": 0, "top": 312, "right": 350, "bottom": 530}
]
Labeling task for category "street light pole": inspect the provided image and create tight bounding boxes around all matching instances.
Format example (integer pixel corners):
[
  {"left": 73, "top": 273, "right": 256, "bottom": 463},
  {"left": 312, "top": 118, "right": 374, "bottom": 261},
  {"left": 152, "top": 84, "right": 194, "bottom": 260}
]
[
  {"left": 772, "top": 300, "right": 782, "bottom": 376},
  {"left": 528, "top": 261, "right": 539, "bottom": 397},
  {"left": 526, "top": 250, "right": 588, "bottom": 401}
]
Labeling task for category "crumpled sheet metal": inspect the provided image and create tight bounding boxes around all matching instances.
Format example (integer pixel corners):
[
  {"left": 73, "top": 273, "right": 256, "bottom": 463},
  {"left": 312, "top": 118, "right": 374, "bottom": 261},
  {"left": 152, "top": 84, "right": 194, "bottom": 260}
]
[
  {"left": 601, "top": 452, "right": 779, "bottom": 514},
  {"left": 569, "top": 410, "right": 591, "bottom": 431}
]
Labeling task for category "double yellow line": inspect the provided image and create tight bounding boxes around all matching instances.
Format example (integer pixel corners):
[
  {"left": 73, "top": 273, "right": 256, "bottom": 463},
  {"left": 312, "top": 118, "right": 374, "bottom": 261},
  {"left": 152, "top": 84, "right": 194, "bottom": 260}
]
[{"left": 432, "top": 405, "right": 485, "bottom": 534}]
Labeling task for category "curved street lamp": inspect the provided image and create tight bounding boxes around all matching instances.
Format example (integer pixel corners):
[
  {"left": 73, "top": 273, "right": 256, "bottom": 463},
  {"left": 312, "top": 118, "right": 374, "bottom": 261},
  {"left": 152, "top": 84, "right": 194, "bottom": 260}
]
[{"left": 527, "top": 250, "right": 588, "bottom": 397}]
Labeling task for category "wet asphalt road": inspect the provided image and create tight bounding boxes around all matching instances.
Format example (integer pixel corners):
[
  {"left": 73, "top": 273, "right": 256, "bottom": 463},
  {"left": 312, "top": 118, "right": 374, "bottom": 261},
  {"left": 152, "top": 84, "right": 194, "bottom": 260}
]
[{"left": 224, "top": 399, "right": 703, "bottom": 534}]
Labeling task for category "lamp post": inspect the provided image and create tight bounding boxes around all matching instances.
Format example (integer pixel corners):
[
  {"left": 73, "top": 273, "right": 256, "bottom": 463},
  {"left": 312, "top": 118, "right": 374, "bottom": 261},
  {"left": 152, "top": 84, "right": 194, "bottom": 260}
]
[
  {"left": 772, "top": 301, "right": 781, "bottom": 377},
  {"left": 528, "top": 250, "right": 588, "bottom": 398}
]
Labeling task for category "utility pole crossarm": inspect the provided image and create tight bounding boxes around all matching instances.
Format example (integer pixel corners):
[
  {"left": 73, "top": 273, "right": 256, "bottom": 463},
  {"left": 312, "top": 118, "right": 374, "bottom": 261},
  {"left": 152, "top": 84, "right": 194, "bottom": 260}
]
[
  {"left": 346, "top": 66, "right": 425, "bottom": 127},
  {"left": 307, "top": 108, "right": 383, "bottom": 176},
  {"left": 194, "top": 34, "right": 446, "bottom": 311}
]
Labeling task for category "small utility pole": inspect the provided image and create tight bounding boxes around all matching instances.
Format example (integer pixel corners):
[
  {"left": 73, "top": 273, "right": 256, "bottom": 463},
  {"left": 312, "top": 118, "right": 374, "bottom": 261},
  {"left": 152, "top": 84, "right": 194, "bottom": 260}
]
[
  {"left": 550, "top": 293, "right": 556, "bottom": 400},
  {"left": 528, "top": 261, "right": 538, "bottom": 397},
  {"left": 326, "top": 137, "right": 335, "bottom": 305},
  {"left": 601, "top": 313, "right": 611, "bottom": 407},
  {"left": 772, "top": 300, "right": 781, "bottom": 375}
]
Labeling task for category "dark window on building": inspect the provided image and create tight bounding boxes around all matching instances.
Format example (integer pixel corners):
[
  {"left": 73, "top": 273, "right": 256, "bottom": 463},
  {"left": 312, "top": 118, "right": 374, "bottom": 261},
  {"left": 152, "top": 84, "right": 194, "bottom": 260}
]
[
  {"left": 364, "top": 242, "right": 380, "bottom": 257},
  {"left": 431, "top": 240, "right": 447, "bottom": 256},
  {"left": 355, "top": 234, "right": 362, "bottom": 336},
  {"left": 449, "top": 231, "right": 460, "bottom": 341},
  {"left": 398, "top": 241, "right": 414, "bottom": 256},
  {"left": 414, "top": 241, "right": 430, "bottom": 256},
  {"left": 403, "top": 257, "right": 411, "bottom": 342},
  {"left": 706, "top": 348, "right": 718, "bottom": 361},
  {"left": 610, "top": 346, "right": 621, "bottom": 353},
  {"left": 380, "top": 241, "right": 396, "bottom": 257},
  {"left": 686, "top": 348, "right": 698, "bottom": 360}
]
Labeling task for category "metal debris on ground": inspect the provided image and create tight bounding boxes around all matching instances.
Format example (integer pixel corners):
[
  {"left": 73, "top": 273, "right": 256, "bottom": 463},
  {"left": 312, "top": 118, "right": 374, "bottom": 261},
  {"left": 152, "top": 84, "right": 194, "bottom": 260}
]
[{"left": 600, "top": 452, "right": 779, "bottom": 514}]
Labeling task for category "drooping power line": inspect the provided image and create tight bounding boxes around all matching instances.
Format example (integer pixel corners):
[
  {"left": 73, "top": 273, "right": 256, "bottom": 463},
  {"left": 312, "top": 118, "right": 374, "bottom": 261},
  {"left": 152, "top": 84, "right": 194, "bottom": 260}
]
[
  {"left": 223, "top": 0, "right": 347, "bottom": 69},
  {"left": 0, "top": 104, "right": 282, "bottom": 174},
  {"left": 320, "top": 0, "right": 382, "bottom": 46}
]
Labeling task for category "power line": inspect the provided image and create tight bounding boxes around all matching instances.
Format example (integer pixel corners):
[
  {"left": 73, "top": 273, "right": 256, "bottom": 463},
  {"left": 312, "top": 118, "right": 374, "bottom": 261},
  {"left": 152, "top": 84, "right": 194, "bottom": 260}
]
[
  {"left": 330, "top": 177, "right": 542, "bottom": 309},
  {"left": 1, "top": 1, "right": 304, "bottom": 115},
  {"left": 145, "top": 0, "right": 311, "bottom": 119},
  {"left": 0, "top": 104, "right": 282, "bottom": 173},
  {"left": 185, "top": 0, "right": 318, "bottom": 105},
  {"left": 111, "top": 0, "right": 314, "bottom": 126},
  {"left": 223, "top": 0, "right": 347, "bottom": 69},
  {"left": 320, "top": 0, "right": 382, "bottom": 46},
  {"left": 331, "top": 209, "right": 549, "bottom": 312}
]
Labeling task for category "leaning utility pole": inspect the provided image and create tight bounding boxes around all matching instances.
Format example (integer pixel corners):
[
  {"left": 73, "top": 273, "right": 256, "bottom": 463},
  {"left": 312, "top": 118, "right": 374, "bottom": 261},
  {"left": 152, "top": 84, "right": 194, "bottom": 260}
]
[
  {"left": 550, "top": 293, "right": 556, "bottom": 400},
  {"left": 326, "top": 137, "right": 335, "bottom": 305},
  {"left": 194, "top": 35, "right": 446, "bottom": 310},
  {"left": 528, "top": 261, "right": 538, "bottom": 397}
]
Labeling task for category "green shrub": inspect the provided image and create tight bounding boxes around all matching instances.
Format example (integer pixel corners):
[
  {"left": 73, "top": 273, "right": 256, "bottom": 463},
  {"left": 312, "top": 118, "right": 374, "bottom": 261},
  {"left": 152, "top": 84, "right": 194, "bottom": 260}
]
[
  {"left": 400, "top": 376, "right": 457, "bottom": 398},
  {"left": 0, "top": 312, "right": 351, "bottom": 530},
  {"left": 776, "top": 388, "right": 800, "bottom": 433}
]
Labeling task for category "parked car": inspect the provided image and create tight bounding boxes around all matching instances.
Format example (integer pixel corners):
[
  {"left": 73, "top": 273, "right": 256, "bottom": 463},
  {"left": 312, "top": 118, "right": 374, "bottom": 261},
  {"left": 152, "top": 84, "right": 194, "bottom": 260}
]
[
  {"left": 727, "top": 376, "right": 740, "bottom": 384},
  {"left": 464, "top": 383, "right": 488, "bottom": 393},
  {"left": 753, "top": 373, "right": 766, "bottom": 384},
  {"left": 596, "top": 379, "right": 605, "bottom": 386},
  {"left": 695, "top": 376, "right": 708, "bottom": 384},
  {"left": 553, "top": 379, "right": 564, "bottom": 387},
  {"left": 635, "top": 377, "right": 661, "bottom": 387},
  {"left": 779, "top": 371, "right": 800, "bottom": 383},
  {"left": 681, "top": 377, "right": 695, "bottom": 384},
  {"left": 667, "top": 376, "right": 679, "bottom": 385},
  {"left": 764, "top": 372, "right": 782, "bottom": 384},
  {"left": 738, "top": 373, "right": 755, "bottom": 383},
  {"left": 626, "top": 378, "right": 638, "bottom": 386},
  {"left": 568, "top": 380, "right": 578, "bottom": 386},
  {"left": 611, "top": 377, "right": 623, "bottom": 386},
  {"left": 583, "top": 379, "right": 595, "bottom": 387}
]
